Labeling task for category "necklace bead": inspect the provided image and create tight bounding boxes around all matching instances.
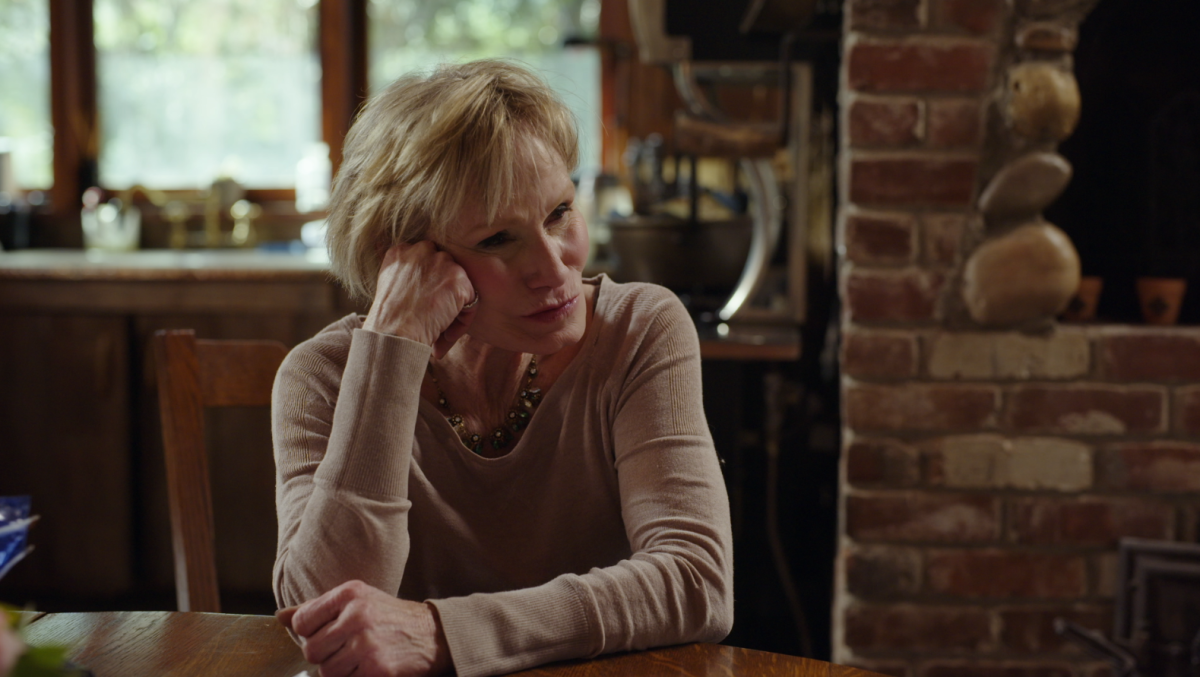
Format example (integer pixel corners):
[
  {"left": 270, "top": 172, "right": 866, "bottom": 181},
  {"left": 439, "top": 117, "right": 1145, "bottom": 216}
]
[{"left": 429, "top": 355, "right": 540, "bottom": 455}]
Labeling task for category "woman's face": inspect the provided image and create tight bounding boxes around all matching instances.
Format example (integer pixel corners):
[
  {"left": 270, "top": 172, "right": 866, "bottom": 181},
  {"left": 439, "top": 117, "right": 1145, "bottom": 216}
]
[{"left": 437, "top": 137, "right": 590, "bottom": 356}]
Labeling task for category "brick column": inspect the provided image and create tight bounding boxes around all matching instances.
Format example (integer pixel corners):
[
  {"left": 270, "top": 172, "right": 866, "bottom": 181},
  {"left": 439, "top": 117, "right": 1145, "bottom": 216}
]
[{"left": 835, "top": 2, "right": 1200, "bottom": 676}]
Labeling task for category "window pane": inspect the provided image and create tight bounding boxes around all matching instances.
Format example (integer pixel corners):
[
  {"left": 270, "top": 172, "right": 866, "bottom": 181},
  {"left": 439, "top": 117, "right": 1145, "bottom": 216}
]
[
  {"left": 0, "top": 0, "right": 52, "bottom": 190},
  {"left": 369, "top": 0, "right": 602, "bottom": 173},
  {"left": 95, "top": 0, "right": 320, "bottom": 189}
]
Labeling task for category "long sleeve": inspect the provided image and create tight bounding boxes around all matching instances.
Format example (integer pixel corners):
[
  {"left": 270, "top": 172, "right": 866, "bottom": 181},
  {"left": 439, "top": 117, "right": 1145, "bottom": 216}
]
[
  {"left": 272, "top": 324, "right": 433, "bottom": 607},
  {"left": 270, "top": 280, "right": 734, "bottom": 677},
  {"left": 427, "top": 287, "right": 734, "bottom": 676}
]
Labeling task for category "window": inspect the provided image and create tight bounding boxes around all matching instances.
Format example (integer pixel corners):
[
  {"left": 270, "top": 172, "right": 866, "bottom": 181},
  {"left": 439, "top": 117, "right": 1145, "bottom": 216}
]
[
  {"left": 0, "top": 0, "right": 606, "bottom": 220},
  {"left": 0, "top": 0, "right": 53, "bottom": 190},
  {"left": 94, "top": 0, "right": 321, "bottom": 189},
  {"left": 367, "top": 0, "right": 601, "bottom": 172}
]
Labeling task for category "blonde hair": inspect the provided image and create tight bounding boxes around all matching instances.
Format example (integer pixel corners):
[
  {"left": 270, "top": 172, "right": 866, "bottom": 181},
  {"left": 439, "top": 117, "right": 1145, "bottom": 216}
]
[{"left": 325, "top": 59, "right": 580, "bottom": 301}]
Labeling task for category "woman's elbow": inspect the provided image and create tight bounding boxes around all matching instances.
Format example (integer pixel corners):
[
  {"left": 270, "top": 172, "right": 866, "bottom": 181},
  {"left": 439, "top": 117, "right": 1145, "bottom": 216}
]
[
  {"left": 681, "top": 553, "right": 733, "bottom": 643},
  {"left": 702, "top": 571, "right": 735, "bottom": 641}
]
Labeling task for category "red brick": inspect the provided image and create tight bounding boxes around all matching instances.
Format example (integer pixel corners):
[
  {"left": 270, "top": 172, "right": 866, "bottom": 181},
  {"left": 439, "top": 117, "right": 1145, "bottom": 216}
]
[
  {"left": 926, "top": 549, "right": 1087, "bottom": 598},
  {"left": 844, "top": 603, "right": 993, "bottom": 652},
  {"left": 1005, "top": 385, "right": 1166, "bottom": 435},
  {"left": 846, "top": 269, "right": 944, "bottom": 323},
  {"left": 848, "top": 40, "right": 994, "bottom": 93},
  {"left": 847, "top": 437, "right": 922, "bottom": 487},
  {"left": 847, "top": 492, "right": 1000, "bottom": 542},
  {"left": 845, "top": 212, "right": 918, "bottom": 265},
  {"left": 849, "top": 0, "right": 924, "bottom": 32},
  {"left": 1098, "top": 330, "right": 1200, "bottom": 382},
  {"left": 922, "top": 213, "right": 968, "bottom": 266},
  {"left": 850, "top": 98, "right": 923, "bottom": 148},
  {"left": 850, "top": 157, "right": 978, "bottom": 207},
  {"left": 932, "top": 0, "right": 1005, "bottom": 35},
  {"left": 1097, "top": 442, "right": 1200, "bottom": 492},
  {"left": 1008, "top": 497, "right": 1174, "bottom": 546},
  {"left": 922, "top": 663, "right": 1074, "bottom": 677},
  {"left": 843, "top": 331, "right": 919, "bottom": 380},
  {"left": 1180, "top": 386, "right": 1200, "bottom": 435},
  {"left": 927, "top": 98, "right": 984, "bottom": 148},
  {"left": 998, "top": 605, "right": 1110, "bottom": 653},
  {"left": 846, "top": 383, "right": 999, "bottom": 432},
  {"left": 845, "top": 545, "right": 922, "bottom": 600}
]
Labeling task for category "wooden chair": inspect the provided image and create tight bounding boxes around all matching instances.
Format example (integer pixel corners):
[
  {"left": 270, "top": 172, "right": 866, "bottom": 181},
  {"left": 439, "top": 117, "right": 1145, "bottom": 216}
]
[{"left": 152, "top": 329, "right": 288, "bottom": 613}]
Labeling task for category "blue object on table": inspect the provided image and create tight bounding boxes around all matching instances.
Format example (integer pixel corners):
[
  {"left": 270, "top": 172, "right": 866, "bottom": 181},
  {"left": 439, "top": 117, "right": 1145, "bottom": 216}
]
[{"left": 0, "top": 495, "right": 33, "bottom": 581}]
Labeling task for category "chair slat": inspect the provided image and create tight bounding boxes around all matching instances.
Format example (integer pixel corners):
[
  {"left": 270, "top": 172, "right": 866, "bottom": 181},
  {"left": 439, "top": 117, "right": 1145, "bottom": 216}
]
[
  {"left": 153, "top": 330, "right": 287, "bottom": 613},
  {"left": 154, "top": 330, "right": 221, "bottom": 613}
]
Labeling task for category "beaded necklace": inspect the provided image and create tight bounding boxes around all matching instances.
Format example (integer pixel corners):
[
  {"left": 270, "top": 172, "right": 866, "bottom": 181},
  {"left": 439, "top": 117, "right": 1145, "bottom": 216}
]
[{"left": 428, "top": 356, "right": 542, "bottom": 455}]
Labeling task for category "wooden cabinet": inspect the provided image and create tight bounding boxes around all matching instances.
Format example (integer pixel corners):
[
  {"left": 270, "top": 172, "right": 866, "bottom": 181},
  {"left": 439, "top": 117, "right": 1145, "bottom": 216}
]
[
  {"left": 0, "top": 253, "right": 362, "bottom": 611},
  {"left": 0, "top": 315, "right": 131, "bottom": 597}
]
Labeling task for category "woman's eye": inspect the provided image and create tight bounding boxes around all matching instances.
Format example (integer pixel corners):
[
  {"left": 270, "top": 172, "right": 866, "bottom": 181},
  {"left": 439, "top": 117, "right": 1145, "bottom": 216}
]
[
  {"left": 548, "top": 203, "right": 572, "bottom": 223},
  {"left": 477, "top": 232, "right": 511, "bottom": 249}
]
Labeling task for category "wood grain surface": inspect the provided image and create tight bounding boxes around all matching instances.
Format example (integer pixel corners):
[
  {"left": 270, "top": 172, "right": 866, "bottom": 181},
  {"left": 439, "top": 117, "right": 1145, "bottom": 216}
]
[
  {"left": 22, "top": 611, "right": 312, "bottom": 677},
  {"left": 20, "top": 612, "right": 886, "bottom": 677},
  {"left": 511, "top": 642, "right": 881, "bottom": 677}
]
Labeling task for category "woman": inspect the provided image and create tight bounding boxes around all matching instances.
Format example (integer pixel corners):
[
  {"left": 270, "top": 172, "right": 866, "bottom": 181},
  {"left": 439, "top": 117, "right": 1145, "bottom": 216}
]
[{"left": 272, "top": 60, "right": 732, "bottom": 677}]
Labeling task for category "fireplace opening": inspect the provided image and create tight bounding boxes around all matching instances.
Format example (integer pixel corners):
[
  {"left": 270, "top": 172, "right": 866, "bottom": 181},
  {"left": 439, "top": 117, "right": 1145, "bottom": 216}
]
[{"left": 1045, "top": 0, "right": 1200, "bottom": 324}]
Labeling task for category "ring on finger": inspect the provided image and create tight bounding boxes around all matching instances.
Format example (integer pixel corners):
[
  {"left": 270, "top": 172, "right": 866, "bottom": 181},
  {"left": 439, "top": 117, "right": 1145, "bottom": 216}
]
[{"left": 463, "top": 290, "right": 479, "bottom": 309}]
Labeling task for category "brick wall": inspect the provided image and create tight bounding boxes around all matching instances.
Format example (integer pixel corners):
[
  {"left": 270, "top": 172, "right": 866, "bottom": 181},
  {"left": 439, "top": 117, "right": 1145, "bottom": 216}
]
[{"left": 835, "top": 1, "right": 1200, "bottom": 675}]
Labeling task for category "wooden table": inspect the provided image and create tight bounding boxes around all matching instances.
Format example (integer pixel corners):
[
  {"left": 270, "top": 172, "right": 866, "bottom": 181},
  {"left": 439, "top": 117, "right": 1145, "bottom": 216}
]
[{"left": 17, "top": 611, "right": 881, "bottom": 677}]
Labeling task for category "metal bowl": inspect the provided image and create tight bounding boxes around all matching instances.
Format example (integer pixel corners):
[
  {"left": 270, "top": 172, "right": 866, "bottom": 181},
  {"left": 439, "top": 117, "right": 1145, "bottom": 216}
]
[{"left": 608, "top": 214, "right": 752, "bottom": 292}]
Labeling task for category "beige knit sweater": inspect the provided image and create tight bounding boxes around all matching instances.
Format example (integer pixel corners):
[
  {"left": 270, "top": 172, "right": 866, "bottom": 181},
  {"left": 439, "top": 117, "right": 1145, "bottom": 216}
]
[{"left": 271, "top": 275, "right": 733, "bottom": 677}]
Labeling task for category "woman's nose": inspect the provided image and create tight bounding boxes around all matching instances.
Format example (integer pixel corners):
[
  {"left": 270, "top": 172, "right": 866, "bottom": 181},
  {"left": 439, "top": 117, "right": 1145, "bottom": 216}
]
[{"left": 522, "top": 233, "right": 570, "bottom": 289}]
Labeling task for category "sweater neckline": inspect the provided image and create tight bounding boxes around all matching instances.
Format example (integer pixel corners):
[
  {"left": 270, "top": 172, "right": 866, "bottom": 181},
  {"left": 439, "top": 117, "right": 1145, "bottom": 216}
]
[{"left": 419, "top": 273, "right": 608, "bottom": 463}]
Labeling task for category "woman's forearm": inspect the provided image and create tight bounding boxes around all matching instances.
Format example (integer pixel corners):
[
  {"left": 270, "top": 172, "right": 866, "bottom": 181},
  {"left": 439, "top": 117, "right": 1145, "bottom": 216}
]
[{"left": 273, "top": 328, "right": 432, "bottom": 605}]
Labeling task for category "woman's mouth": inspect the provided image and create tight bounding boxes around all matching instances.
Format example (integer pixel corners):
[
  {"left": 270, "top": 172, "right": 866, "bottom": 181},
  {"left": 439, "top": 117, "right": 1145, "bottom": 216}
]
[{"left": 524, "top": 295, "right": 578, "bottom": 323}]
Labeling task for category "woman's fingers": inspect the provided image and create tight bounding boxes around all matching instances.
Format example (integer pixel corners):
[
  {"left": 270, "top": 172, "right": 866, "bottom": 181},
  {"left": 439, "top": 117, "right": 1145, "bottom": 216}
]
[
  {"left": 433, "top": 308, "right": 476, "bottom": 359},
  {"left": 291, "top": 580, "right": 369, "bottom": 639},
  {"left": 283, "top": 584, "right": 449, "bottom": 677},
  {"left": 364, "top": 241, "right": 475, "bottom": 344},
  {"left": 275, "top": 606, "right": 299, "bottom": 630},
  {"left": 304, "top": 626, "right": 349, "bottom": 667},
  {"left": 314, "top": 643, "right": 360, "bottom": 677}
]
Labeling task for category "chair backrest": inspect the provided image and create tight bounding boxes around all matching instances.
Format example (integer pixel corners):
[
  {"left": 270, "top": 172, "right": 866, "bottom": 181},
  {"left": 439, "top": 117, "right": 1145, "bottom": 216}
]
[{"left": 152, "top": 329, "right": 288, "bottom": 613}]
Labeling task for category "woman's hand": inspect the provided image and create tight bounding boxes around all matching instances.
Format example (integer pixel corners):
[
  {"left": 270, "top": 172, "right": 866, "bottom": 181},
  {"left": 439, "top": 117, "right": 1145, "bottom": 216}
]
[
  {"left": 363, "top": 241, "right": 476, "bottom": 358},
  {"left": 278, "top": 580, "right": 451, "bottom": 677}
]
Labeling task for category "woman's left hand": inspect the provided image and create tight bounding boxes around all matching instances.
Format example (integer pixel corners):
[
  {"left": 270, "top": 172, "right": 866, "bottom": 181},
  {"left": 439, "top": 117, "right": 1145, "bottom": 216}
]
[{"left": 278, "top": 580, "right": 451, "bottom": 677}]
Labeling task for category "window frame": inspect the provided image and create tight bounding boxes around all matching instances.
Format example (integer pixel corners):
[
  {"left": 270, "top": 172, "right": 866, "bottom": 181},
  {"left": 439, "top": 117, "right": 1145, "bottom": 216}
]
[
  {"left": 44, "top": 0, "right": 367, "bottom": 219},
  {"left": 38, "top": 0, "right": 634, "bottom": 242}
]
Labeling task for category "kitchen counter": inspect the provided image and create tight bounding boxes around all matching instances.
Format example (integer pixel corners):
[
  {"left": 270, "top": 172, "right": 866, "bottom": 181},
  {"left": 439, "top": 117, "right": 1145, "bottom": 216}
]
[
  {"left": 0, "top": 249, "right": 349, "bottom": 315},
  {"left": 0, "top": 249, "right": 800, "bottom": 359},
  {"left": 0, "top": 248, "right": 332, "bottom": 281}
]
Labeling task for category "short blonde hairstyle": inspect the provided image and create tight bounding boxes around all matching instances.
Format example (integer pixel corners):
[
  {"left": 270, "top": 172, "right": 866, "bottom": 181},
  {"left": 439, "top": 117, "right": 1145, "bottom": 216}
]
[{"left": 325, "top": 59, "right": 580, "bottom": 301}]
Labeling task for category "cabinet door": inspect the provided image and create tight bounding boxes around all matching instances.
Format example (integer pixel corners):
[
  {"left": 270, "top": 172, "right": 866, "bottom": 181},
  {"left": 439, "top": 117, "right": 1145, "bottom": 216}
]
[{"left": 0, "top": 314, "right": 132, "bottom": 600}]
